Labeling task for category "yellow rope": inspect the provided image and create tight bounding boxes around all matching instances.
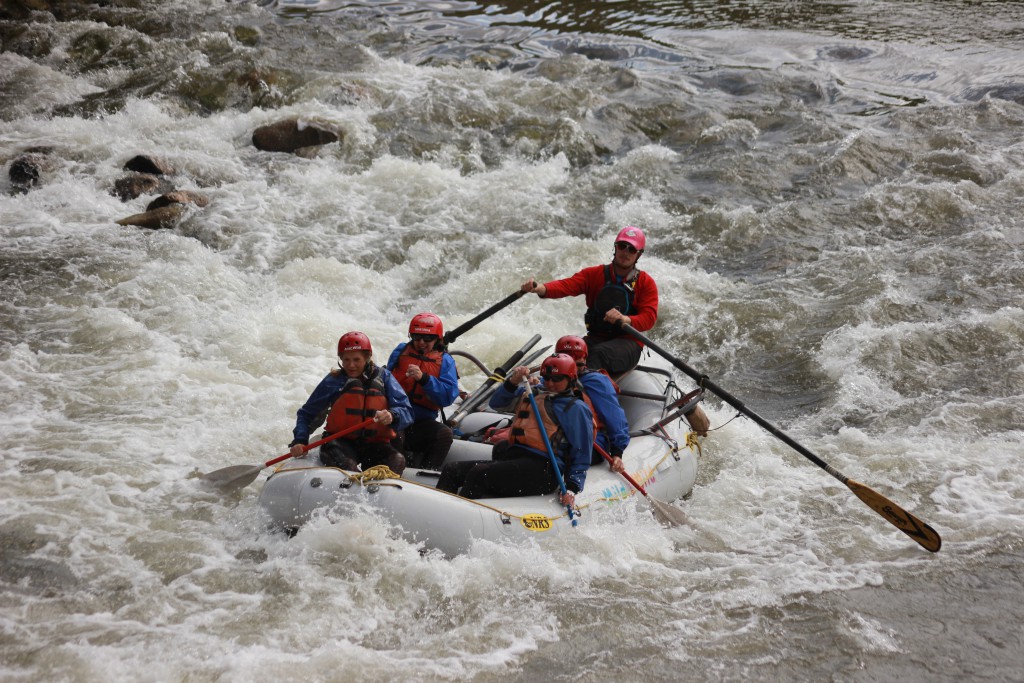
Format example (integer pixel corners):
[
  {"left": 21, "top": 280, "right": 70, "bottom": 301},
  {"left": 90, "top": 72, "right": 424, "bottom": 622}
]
[
  {"left": 685, "top": 431, "right": 704, "bottom": 458},
  {"left": 346, "top": 464, "right": 401, "bottom": 484}
]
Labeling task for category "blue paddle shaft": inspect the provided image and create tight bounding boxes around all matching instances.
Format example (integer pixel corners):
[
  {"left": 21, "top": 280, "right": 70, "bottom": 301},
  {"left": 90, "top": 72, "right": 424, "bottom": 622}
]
[{"left": 523, "top": 378, "right": 577, "bottom": 526}]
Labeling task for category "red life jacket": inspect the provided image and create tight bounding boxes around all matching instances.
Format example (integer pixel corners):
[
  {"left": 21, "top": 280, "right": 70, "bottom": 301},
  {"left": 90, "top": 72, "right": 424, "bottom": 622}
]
[
  {"left": 325, "top": 367, "right": 395, "bottom": 443},
  {"left": 393, "top": 345, "right": 443, "bottom": 411}
]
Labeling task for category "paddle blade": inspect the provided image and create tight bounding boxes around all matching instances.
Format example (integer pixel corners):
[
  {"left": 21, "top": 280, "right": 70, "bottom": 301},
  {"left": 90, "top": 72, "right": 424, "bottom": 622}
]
[
  {"left": 847, "top": 480, "right": 942, "bottom": 553},
  {"left": 648, "top": 496, "right": 689, "bottom": 527},
  {"left": 200, "top": 464, "right": 263, "bottom": 492}
]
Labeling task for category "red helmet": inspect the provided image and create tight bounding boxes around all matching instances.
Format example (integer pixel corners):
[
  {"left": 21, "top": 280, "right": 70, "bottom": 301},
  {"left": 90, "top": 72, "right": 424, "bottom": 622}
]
[
  {"left": 337, "top": 331, "right": 372, "bottom": 355},
  {"left": 409, "top": 312, "right": 443, "bottom": 338},
  {"left": 541, "top": 353, "right": 578, "bottom": 381},
  {"left": 555, "top": 335, "right": 587, "bottom": 363},
  {"left": 615, "top": 225, "right": 646, "bottom": 252}
]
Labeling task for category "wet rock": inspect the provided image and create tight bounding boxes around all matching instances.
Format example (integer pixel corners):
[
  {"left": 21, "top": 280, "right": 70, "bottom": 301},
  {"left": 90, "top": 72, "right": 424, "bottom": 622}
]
[
  {"left": 111, "top": 172, "right": 174, "bottom": 201},
  {"left": 116, "top": 204, "right": 186, "bottom": 230},
  {"left": 123, "top": 154, "right": 174, "bottom": 176},
  {"left": 145, "top": 190, "right": 209, "bottom": 211},
  {"left": 116, "top": 190, "right": 209, "bottom": 229},
  {"left": 233, "top": 25, "right": 262, "bottom": 47},
  {"left": 8, "top": 149, "right": 59, "bottom": 193},
  {"left": 252, "top": 118, "right": 340, "bottom": 154}
]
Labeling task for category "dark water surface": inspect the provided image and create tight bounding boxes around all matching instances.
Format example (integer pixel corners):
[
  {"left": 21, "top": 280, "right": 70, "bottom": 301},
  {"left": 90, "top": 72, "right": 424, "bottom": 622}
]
[{"left": 2, "top": 1, "right": 1023, "bottom": 681}]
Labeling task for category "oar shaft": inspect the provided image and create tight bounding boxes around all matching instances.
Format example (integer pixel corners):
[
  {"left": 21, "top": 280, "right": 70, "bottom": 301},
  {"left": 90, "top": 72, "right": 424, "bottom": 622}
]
[
  {"left": 622, "top": 324, "right": 836, "bottom": 476},
  {"left": 447, "top": 335, "right": 542, "bottom": 427},
  {"left": 266, "top": 417, "right": 376, "bottom": 468},
  {"left": 593, "top": 442, "right": 649, "bottom": 498},
  {"left": 620, "top": 323, "right": 942, "bottom": 552},
  {"left": 524, "top": 378, "right": 576, "bottom": 525},
  {"left": 443, "top": 290, "right": 526, "bottom": 345}
]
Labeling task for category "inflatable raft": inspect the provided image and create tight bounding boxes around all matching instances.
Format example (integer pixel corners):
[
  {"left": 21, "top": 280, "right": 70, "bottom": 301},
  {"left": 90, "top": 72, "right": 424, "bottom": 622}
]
[{"left": 257, "top": 342, "right": 703, "bottom": 556}]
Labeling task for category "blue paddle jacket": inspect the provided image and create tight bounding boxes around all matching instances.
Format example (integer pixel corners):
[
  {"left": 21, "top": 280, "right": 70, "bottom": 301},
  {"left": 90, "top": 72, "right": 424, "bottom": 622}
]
[
  {"left": 488, "top": 381, "right": 593, "bottom": 494},
  {"left": 290, "top": 363, "right": 414, "bottom": 447},
  {"left": 497, "top": 371, "right": 630, "bottom": 457},
  {"left": 385, "top": 342, "right": 461, "bottom": 422}
]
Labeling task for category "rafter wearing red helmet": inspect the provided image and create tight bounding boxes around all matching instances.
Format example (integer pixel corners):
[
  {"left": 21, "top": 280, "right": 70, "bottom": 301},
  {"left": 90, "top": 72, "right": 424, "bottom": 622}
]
[
  {"left": 520, "top": 226, "right": 658, "bottom": 375},
  {"left": 289, "top": 331, "right": 414, "bottom": 475},
  {"left": 436, "top": 354, "right": 593, "bottom": 508},
  {"left": 386, "top": 313, "right": 461, "bottom": 470},
  {"left": 553, "top": 335, "right": 630, "bottom": 473}
]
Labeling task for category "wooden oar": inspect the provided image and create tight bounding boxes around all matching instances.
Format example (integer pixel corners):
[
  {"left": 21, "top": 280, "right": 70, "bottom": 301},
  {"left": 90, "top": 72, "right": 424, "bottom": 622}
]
[
  {"left": 442, "top": 290, "right": 526, "bottom": 345},
  {"left": 200, "top": 418, "right": 375, "bottom": 492},
  {"left": 619, "top": 323, "right": 942, "bottom": 553},
  {"left": 593, "top": 442, "right": 688, "bottom": 527}
]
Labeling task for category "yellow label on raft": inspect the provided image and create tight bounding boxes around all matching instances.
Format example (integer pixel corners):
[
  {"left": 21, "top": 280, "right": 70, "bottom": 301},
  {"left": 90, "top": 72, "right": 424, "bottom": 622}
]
[{"left": 520, "top": 514, "right": 555, "bottom": 532}]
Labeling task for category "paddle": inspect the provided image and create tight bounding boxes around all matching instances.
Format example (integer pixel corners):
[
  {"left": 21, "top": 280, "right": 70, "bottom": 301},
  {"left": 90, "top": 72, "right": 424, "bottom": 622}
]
[
  {"left": 593, "top": 442, "right": 688, "bottom": 527},
  {"left": 618, "top": 323, "right": 942, "bottom": 553},
  {"left": 442, "top": 290, "right": 526, "bottom": 345},
  {"left": 522, "top": 376, "right": 577, "bottom": 526},
  {"left": 200, "top": 417, "right": 375, "bottom": 492},
  {"left": 446, "top": 334, "right": 542, "bottom": 427}
]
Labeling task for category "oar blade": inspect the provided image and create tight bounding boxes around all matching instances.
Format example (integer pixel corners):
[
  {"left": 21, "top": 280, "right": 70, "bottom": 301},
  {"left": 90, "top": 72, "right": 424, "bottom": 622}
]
[
  {"left": 847, "top": 480, "right": 942, "bottom": 553},
  {"left": 648, "top": 497, "right": 689, "bottom": 527},
  {"left": 200, "top": 464, "right": 264, "bottom": 492}
]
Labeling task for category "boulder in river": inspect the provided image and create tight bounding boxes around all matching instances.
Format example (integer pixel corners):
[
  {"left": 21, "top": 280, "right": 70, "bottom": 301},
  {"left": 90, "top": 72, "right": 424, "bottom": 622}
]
[
  {"left": 123, "top": 154, "right": 175, "bottom": 176},
  {"left": 8, "top": 148, "right": 59, "bottom": 194},
  {"left": 112, "top": 172, "right": 175, "bottom": 201},
  {"left": 116, "top": 204, "right": 186, "bottom": 230},
  {"left": 145, "top": 190, "right": 209, "bottom": 211},
  {"left": 116, "top": 190, "right": 209, "bottom": 230},
  {"left": 252, "top": 118, "right": 340, "bottom": 154}
]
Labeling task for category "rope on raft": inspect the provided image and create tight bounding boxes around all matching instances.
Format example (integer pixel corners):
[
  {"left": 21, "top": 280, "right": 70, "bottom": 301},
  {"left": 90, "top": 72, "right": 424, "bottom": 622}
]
[{"left": 345, "top": 464, "right": 402, "bottom": 484}]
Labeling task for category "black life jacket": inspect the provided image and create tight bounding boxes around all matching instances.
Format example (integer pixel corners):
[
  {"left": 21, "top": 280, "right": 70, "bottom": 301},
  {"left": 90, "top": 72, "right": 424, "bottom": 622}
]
[{"left": 584, "top": 264, "right": 639, "bottom": 338}]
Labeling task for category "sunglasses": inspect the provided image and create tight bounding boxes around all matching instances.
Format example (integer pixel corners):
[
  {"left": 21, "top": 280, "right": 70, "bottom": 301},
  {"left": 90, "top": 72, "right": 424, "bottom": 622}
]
[
  {"left": 410, "top": 334, "right": 438, "bottom": 343},
  {"left": 545, "top": 374, "right": 570, "bottom": 383},
  {"left": 615, "top": 241, "right": 638, "bottom": 254}
]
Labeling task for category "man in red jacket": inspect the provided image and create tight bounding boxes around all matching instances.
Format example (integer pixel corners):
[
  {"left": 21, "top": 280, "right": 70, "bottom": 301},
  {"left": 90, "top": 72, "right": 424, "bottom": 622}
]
[{"left": 521, "top": 226, "right": 657, "bottom": 375}]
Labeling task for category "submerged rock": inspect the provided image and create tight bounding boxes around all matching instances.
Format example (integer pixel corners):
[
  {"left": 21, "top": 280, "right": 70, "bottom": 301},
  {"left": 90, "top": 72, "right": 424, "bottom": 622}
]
[
  {"left": 8, "top": 148, "right": 59, "bottom": 193},
  {"left": 112, "top": 172, "right": 174, "bottom": 201},
  {"left": 116, "top": 190, "right": 210, "bottom": 230},
  {"left": 145, "top": 190, "right": 209, "bottom": 211},
  {"left": 123, "top": 154, "right": 174, "bottom": 176},
  {"left": 252, "top": 118, "right": 340, "bottom": 153},
  {"left": 116, "top": 204, "right": 186, "bottom": 230}
]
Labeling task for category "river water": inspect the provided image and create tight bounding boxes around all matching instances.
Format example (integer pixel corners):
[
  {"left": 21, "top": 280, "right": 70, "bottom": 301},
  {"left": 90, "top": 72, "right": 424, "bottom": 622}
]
[{"left": 2, "top": 1, "right": 1022, "bottom": 681}]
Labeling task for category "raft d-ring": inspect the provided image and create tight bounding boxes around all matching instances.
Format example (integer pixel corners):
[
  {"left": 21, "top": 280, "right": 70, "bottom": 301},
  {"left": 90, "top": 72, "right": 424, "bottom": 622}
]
[
  {"left": 339, "top": 479, "right": 352, "bottom": 489},
  {"left": 310, "top": 477, "right": 322, "bottom": 488},
  {"left": 500, "top": 513, "right": 511, "bottom": 525},
  {"left": 367, "top": 483, "right": 380, "bottom": 494}
]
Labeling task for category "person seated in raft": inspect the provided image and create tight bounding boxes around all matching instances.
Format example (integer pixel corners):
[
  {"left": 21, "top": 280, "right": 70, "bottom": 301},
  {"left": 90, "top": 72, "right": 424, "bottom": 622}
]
[
  {"left": 553, "top": 335, "right": 631, "bottom": 472},
  {"left": 552, "top": 333, "right": 711, "bottom": 447},
  {"left": 519, "top": 226, "right": 658, "bottom": 376},
  {"left": 386, "top": 312, "right": 460, "bottom": 470},
  {"left": 289, "top": 331, "right": 414, "bottom": 476},
  {"left": 490, "top": 335, "right": 630, "bottom": 474},
  {"left": 435, "top": 354, "right": 593, "bottom": 508}
]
